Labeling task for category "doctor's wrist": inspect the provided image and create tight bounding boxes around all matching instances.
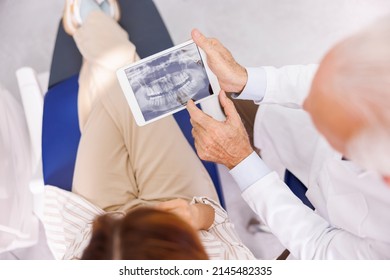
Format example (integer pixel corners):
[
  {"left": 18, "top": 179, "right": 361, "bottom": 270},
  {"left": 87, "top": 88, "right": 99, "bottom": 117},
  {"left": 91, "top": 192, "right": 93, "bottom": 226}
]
[
  {"left": 226, "top": 147, "right": 253, "bottom": 170},
  {"left": 232, "top": 65, "right": 248, "bottom": 94}
]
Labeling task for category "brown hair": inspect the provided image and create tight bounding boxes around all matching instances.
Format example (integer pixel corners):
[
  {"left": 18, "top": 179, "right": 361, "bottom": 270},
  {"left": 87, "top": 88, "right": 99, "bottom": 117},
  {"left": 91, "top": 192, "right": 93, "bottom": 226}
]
[{"left": 81, "top": 207, "right": 209, "bottom": 260}]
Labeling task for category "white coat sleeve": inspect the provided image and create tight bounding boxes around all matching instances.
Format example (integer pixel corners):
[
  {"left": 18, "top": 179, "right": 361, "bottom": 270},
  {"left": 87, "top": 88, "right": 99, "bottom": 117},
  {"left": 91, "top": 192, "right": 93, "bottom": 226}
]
[
  {"left": 242, "top": 171, "right": 390, "bottom": 259},
  {"left": 236, "top": 65, "right": 319, "bottom": 107},
  {"left": 261, "top": 65, "right": 318, "bottom": 106}
]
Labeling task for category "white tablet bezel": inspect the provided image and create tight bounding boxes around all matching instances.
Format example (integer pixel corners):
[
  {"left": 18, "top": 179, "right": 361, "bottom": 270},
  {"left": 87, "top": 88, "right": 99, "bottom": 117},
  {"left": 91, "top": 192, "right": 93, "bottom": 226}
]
[{"left": 116, "top": 40, "right": 220, "bottom": 126}]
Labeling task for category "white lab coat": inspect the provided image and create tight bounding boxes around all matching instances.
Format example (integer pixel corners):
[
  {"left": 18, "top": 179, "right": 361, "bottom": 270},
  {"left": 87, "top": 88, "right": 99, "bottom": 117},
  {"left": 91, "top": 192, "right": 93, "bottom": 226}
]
[{"left": 242, "top": 65, "right": 390, "bottom": 259}]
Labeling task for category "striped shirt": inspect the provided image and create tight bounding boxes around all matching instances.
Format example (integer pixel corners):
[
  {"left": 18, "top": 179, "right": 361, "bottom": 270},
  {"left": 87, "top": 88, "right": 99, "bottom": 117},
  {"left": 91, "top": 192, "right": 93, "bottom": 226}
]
[{"left": 43, "top": 186, "right": 255, "bottom": 260}]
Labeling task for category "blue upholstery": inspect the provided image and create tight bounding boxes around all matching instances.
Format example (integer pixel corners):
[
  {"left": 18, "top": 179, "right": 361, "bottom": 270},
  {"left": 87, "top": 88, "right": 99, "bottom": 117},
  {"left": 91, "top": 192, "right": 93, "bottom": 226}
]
[
  {"left": 42, "top": 75, "right": 80, "bottom": 191},
  {"left": 284, "top": 169, "right": 314, "bottom": 210}
]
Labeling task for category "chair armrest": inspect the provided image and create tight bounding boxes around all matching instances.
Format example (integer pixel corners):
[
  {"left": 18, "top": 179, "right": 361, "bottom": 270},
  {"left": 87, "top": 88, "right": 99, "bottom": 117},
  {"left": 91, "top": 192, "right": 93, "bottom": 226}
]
[
  {"left": 16, "top": 67, "right": 46, "bottom": 218},
  {"left": 16, "top": 67, "right": 44, "bottom": 171}
]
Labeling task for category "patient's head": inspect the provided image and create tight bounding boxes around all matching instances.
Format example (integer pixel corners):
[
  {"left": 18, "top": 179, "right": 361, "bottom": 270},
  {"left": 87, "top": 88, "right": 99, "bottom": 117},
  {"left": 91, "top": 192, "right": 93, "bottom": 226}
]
[
  {"left": 304, "top": 15, "right": 390, "bottom": 184},
  {"left": 81, "top": 207, "right": 209, "bottom": 260}
]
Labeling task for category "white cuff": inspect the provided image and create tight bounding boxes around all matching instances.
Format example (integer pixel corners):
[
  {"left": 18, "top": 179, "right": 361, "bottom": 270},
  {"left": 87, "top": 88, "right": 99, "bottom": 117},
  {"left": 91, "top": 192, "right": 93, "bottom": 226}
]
[
  {"left": 229, "top": 151, "right": 272, "bottom": 192},
  {"left": 232, "top": 67, "right": 267, "bottom": 103}
]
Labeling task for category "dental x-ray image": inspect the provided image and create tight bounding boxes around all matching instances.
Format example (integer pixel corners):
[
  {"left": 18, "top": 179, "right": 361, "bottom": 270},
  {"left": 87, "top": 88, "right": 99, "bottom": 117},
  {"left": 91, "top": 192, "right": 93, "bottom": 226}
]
[{"left": 125, "top": 43, "right": 213, "bottom": 121}]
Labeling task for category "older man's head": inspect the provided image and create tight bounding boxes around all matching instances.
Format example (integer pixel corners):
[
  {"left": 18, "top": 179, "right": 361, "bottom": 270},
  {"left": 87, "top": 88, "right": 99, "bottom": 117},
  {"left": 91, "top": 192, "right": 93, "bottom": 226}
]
[{"left": 304, "top": 16, "right": 390, "bottom": 184}]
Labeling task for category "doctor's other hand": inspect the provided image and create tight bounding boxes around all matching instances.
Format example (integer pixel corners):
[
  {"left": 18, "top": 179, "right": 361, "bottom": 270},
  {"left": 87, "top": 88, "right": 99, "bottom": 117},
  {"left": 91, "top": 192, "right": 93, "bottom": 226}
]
[
  {"left": 187, "top": 90, "right": 253, "bottom": 170},
  {"left": 191, "top": 29, "right": 247, "bottom": 94}
]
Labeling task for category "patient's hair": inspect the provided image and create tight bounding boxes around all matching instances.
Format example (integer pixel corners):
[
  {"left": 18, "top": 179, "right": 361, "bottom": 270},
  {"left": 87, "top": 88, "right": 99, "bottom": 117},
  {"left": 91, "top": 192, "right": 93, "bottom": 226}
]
[{"left": 81, "top": 207, "right": 209, "bottom": 260}]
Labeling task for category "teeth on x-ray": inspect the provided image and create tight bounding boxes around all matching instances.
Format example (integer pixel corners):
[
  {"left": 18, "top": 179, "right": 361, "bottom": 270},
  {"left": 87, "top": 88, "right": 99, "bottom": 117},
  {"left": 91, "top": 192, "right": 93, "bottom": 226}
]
[
  {"left": 125, "top": 43, "right": 212, "bottom": 121},
  {"left": 146, "top": 72, "right": 190, "bottom": 100}
]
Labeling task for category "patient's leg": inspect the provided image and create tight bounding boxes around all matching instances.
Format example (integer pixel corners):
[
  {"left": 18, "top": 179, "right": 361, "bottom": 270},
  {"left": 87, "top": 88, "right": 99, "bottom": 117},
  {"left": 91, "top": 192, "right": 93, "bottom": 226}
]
[
  {"left": 73, "top": 10, "right": 139, "bottom": 131},
  {"left": 72, "top": 11, "right": 219, "bottom": 212}
]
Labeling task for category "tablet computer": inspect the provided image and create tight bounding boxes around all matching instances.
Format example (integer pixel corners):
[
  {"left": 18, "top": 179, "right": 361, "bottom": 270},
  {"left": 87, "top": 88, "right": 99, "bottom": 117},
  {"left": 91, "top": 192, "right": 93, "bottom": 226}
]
[{"left": 116, "top": 40, "right": 220, "bottom": 126}]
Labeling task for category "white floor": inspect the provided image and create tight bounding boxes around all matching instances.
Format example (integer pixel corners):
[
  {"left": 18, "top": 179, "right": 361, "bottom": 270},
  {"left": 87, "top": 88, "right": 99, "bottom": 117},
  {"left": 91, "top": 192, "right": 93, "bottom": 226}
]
[{"left": 1, "top": 0, "right": 390, "bottom": 259}]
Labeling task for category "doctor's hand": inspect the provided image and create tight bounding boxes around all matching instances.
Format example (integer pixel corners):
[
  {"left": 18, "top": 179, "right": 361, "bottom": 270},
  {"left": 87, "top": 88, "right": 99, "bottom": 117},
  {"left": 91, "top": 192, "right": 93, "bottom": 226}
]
[
  {"left": 191, "top": 29, "right": 248, "bottom": 94},
  {"left": 155, "top": 199, "right": 214, "bottom": 230},
  {"left": 187, "top": 90, "right": 253, "bottom": 170}
]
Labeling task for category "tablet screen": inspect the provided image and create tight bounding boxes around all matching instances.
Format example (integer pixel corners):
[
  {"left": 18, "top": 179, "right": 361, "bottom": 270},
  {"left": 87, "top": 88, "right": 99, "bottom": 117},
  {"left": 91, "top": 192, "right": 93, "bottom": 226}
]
[{"left": 124, "top": 42, "right": 214, "bottom": 122}]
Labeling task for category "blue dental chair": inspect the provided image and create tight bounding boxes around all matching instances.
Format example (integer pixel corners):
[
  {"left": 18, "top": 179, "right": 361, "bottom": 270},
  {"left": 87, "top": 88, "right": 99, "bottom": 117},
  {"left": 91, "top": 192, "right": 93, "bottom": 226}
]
[{"left": 42, "top": 0, "right": 226, "bottom": 208}]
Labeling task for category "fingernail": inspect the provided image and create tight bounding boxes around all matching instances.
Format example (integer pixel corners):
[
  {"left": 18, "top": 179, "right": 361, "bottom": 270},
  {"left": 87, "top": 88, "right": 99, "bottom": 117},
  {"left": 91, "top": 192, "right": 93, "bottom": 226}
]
[{"left": 193, "top": 29, "right": 201, "bottom": 38}]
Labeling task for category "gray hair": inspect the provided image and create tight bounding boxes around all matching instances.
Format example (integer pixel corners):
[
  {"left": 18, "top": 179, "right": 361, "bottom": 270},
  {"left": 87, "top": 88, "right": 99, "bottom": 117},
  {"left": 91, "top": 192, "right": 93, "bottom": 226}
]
[{"left": 332, "top": 15, "right": 390, "bottom": 176}]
